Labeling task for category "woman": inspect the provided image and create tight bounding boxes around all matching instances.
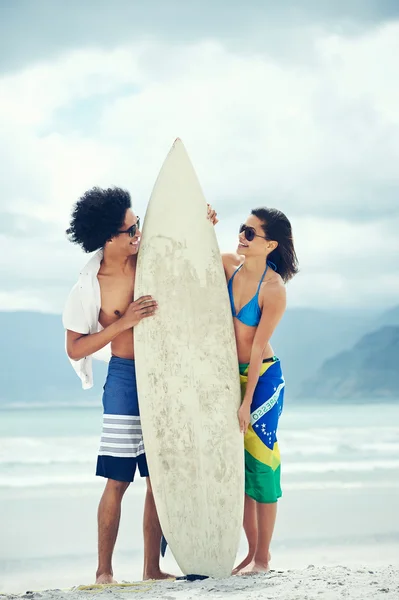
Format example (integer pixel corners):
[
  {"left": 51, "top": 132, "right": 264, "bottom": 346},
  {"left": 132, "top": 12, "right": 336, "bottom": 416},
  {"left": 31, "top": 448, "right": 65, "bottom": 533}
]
[{"left": 216, "top": 206, "right": 298, "bottom": 575}]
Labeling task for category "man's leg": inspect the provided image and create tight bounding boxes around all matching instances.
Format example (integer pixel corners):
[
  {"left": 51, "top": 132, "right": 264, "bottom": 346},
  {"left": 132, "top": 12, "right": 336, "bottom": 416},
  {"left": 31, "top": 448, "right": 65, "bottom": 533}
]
[
  {"left": 232, "top": 494, "right": 258, "bottom": 574},
  {"left": 142, "top": 478, "right": 174, "bottom": 580},
  {"left": 96, "top": 479, "right": 130, "bottom": 584}
]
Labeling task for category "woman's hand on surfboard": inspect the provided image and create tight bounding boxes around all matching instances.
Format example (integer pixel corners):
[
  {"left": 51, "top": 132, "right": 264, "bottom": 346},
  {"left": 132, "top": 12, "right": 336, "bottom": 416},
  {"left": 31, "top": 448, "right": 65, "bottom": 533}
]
[
  {"left": 238, "top": 403, "right": 250, "bottom": 434},
  {"left": 122, "top": 296, "right": 158, "bottom": 327},
  {"left": 207, "top": 204, "right": 219, "bottom": 226}
]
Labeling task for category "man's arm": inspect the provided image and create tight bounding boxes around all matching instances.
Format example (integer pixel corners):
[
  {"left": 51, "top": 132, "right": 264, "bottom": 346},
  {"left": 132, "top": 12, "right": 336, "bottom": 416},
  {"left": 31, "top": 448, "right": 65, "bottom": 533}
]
[
  {"left": 67, "top": 319, "right": 128, "bottom": 361},
  {"left": 66, "top": 295, "right": 157, "bottom": 361}
]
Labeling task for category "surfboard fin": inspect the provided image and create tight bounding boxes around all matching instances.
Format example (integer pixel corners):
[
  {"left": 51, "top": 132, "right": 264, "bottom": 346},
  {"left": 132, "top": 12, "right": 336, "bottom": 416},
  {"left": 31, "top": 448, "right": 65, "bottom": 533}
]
[
  {"left": 160, "top": 534, "right": 168, "bottom": 557},
  {"left": 176, "top": 574, "right": 209, "bottom": 581}
]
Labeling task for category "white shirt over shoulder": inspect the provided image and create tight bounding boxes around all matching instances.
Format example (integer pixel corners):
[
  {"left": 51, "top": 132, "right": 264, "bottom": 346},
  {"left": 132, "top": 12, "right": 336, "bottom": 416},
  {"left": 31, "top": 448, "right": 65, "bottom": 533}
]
[{"left": 62, "top": 249, "right": 111, "bottom": 389}]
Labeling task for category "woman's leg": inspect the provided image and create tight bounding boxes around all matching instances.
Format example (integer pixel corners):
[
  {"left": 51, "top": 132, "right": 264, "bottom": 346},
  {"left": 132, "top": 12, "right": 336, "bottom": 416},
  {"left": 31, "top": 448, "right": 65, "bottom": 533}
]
[
  {"left": 238, "top": 501, "right": 277, "bottom": 574},
  {"left": 236, "top": 361, "right": 283, "bottom": 574},
  {"left": 232, "top": 494, "right": 257, "bottom": 574},
  {"left": 254, "top": 501, "right": 277, "bottom": 568}
]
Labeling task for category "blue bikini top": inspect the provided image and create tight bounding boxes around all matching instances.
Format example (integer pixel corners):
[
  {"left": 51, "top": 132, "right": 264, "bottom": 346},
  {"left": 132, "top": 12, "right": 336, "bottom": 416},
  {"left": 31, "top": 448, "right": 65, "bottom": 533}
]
[{"left": 227, "top": 262, "right": 274, "bottom": 327}]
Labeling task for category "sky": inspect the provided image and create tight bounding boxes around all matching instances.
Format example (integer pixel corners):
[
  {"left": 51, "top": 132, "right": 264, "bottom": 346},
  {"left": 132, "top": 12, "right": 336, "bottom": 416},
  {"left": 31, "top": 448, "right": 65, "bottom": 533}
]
[{"left": 1, "top": 0, "right": 399, "bottom": 313}]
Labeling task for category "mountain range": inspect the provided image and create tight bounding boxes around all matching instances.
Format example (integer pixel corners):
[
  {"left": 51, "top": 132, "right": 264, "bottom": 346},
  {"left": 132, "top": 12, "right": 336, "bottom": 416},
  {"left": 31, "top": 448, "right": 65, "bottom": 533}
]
[
  {"left": 301, "top": 325, "right": 399, "bottom": 400},
  {"left": 0, "top": 305, "right": 398, "bottom": 405}
]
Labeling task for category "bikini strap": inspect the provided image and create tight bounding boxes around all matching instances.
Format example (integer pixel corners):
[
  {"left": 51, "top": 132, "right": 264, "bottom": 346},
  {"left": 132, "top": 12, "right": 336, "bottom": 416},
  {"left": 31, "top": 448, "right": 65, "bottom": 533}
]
[
  {"left": 267, "top": 260, "right": 277, "bottom": 272},
  {"left": 256, "top": 262, "right": 269, "bottom": 293},
  {"left": 228, "top": 263, "right": 243, "bottom": 285}
]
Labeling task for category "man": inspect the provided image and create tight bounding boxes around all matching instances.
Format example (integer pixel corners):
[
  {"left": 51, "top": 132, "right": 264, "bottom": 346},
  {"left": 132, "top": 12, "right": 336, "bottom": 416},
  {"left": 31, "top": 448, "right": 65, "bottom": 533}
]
[
  {"left": 63, "top": 186, "right": 218, "bottom": 583},
  {"left": 63, "top": 186, "right": 167, "bottom": 583}
]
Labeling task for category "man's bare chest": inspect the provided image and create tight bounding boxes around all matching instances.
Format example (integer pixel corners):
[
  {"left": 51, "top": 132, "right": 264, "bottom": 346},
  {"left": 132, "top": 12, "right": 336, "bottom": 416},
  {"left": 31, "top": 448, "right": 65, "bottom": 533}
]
[{"left": 98, "top": 274, "right": 135, "bottom": 325}]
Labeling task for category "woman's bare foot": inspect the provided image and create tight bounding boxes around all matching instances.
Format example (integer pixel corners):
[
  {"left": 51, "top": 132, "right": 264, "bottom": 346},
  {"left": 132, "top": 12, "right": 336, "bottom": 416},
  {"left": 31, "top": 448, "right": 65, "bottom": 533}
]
[
  {"left": 233, "top": 552, "right": 271, "bottom": 575},
  {"left": 95, "top": 573, "right": 117, "bottom": 584},
  {"left": 143, "top": 570, "right": 175, "bottom": 581},
  {"left": 237, "top": 560, "right": 270, "bottom": 576},
  {"left": 232, "top": 553, "right": 254, "bottom": 575}
]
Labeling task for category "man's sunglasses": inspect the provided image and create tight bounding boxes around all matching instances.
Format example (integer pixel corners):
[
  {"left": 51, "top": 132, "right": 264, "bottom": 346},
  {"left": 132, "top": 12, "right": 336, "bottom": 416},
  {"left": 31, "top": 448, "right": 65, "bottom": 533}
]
[
  {"left": 118, "top": 217, "right": 140, "bottom": 238},
  {"left": 239, "top": 223, "right": 267, "bottom": 242}
]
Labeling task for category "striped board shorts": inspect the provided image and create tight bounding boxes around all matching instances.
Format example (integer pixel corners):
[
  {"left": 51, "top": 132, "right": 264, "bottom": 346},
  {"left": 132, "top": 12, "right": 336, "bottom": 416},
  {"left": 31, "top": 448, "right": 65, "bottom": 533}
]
[{"left": 96, "top": 356, "right": 149, "bottom": 482}]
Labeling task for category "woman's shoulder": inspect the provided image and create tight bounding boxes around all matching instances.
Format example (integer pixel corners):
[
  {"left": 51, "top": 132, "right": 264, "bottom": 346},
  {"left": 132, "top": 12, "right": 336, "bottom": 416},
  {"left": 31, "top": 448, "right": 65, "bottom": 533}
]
[
  {"left": 222, "top": 252, "right": 243, "bottom": 268},
  {"left": 260, "top": 271, "right": 286, "bottom": 306},
  {"left": 222, "top": 253, "right": 243, "bottom": 278}
]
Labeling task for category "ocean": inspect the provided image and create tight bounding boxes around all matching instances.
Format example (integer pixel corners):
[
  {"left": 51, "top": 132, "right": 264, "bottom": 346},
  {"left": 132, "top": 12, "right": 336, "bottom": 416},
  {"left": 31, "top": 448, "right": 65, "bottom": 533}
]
[{"left": 1, "top": 401, "right": 399, "bottom": 593}]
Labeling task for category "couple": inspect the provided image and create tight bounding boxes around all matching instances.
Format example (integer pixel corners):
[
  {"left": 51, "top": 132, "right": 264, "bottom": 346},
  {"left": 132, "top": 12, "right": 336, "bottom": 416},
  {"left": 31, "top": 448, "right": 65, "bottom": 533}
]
[{"left": 62, "top": 186, "right": 298, "bottom": 582}]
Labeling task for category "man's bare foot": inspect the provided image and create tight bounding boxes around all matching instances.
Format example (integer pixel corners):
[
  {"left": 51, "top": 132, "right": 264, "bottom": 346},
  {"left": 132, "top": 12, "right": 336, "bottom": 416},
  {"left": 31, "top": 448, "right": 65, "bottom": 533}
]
[
  {"left": 232, "top": 552, "right": 271, "bottom": 575},
  {"left": 143, "top": 570, "right": 175, "bottom": 581},
  {"left": 95, "top": 573, "right": 117, "bottom": 584},
  {"left": 236, "top": 560, "right": 270, "bottom": 576}
]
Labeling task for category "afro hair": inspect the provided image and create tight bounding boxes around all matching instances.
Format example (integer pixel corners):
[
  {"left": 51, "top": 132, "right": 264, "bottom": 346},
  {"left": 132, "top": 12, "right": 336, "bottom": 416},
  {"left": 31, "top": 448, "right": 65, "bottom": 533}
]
[{"left": 66, "top": 187, "right": 132, "bottom": 253}]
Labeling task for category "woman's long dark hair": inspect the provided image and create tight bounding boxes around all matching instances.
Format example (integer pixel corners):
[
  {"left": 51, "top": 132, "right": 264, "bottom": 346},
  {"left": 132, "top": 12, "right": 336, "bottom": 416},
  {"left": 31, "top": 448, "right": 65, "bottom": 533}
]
[{"left": 252, "top": 207, "right": 299, "bottom": 283}]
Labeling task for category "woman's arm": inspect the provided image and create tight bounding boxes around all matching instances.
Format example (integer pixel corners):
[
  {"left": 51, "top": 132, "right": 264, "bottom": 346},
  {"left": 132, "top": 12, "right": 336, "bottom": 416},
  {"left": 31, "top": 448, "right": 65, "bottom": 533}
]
[
  {"left": 238, "top": 284, "right": 286, "bottom": 433},
  {"left": 207, "top": 204, "right": 240, "bottom": 276},
  {"left": 207, "top": 204, "right": 218, "bottom": 225},
  {"left": 222, "top": 253, "right": 239, "bottom": 277}
]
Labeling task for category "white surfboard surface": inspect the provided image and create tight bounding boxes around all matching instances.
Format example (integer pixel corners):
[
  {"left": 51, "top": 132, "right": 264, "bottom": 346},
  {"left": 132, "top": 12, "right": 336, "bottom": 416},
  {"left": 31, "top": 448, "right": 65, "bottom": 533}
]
[{"left": 134, "top": 139, "right": 244, "bottom": 577}]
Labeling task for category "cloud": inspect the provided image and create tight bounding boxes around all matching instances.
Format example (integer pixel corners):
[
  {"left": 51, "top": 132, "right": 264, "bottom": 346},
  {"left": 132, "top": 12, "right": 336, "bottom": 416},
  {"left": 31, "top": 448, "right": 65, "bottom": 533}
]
[
  {"left": 2, "top": 0, "right": 399, "bottom": 74},
  {"left": 0, "top": 18, "right": 399, "bottom": 311}
]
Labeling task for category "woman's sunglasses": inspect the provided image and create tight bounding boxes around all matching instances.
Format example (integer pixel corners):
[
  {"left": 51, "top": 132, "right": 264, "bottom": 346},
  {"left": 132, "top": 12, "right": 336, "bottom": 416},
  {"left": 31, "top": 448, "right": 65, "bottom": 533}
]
[
  {"left": 118, "top": 217, "right": 140, "bottom": 238},
  {"left": 239, "top": 223, "right": 267, "bottom": 242}
]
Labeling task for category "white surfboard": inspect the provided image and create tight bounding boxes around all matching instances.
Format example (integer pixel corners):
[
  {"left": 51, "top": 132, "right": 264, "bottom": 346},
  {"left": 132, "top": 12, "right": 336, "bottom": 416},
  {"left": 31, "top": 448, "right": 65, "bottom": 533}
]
[{"left": 134, "top": 139, "right": 244, "bottom": 577}]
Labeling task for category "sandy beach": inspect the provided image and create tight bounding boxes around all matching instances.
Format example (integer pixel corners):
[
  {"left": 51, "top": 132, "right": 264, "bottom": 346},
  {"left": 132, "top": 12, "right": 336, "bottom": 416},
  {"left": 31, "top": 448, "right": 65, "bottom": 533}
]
[
  {"left": 1, "top": 566, "right": 398, "bottom": 600},
  {"left": 2, "top": 403, "right": 399, "bottom": 597}
]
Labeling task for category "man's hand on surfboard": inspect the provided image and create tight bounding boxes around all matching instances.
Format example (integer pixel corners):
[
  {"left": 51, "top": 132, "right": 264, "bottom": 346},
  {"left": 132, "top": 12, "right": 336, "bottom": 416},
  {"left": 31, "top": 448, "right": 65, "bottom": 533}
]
[
  {"left": 122, "top": 296, "right": 158, "bottom": 327},
  {"left": 238, "top": 403, "right": 251, "bottom": 434},
  {"left": 207, "top": 204, "right": 219, "bottom": 225}
]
